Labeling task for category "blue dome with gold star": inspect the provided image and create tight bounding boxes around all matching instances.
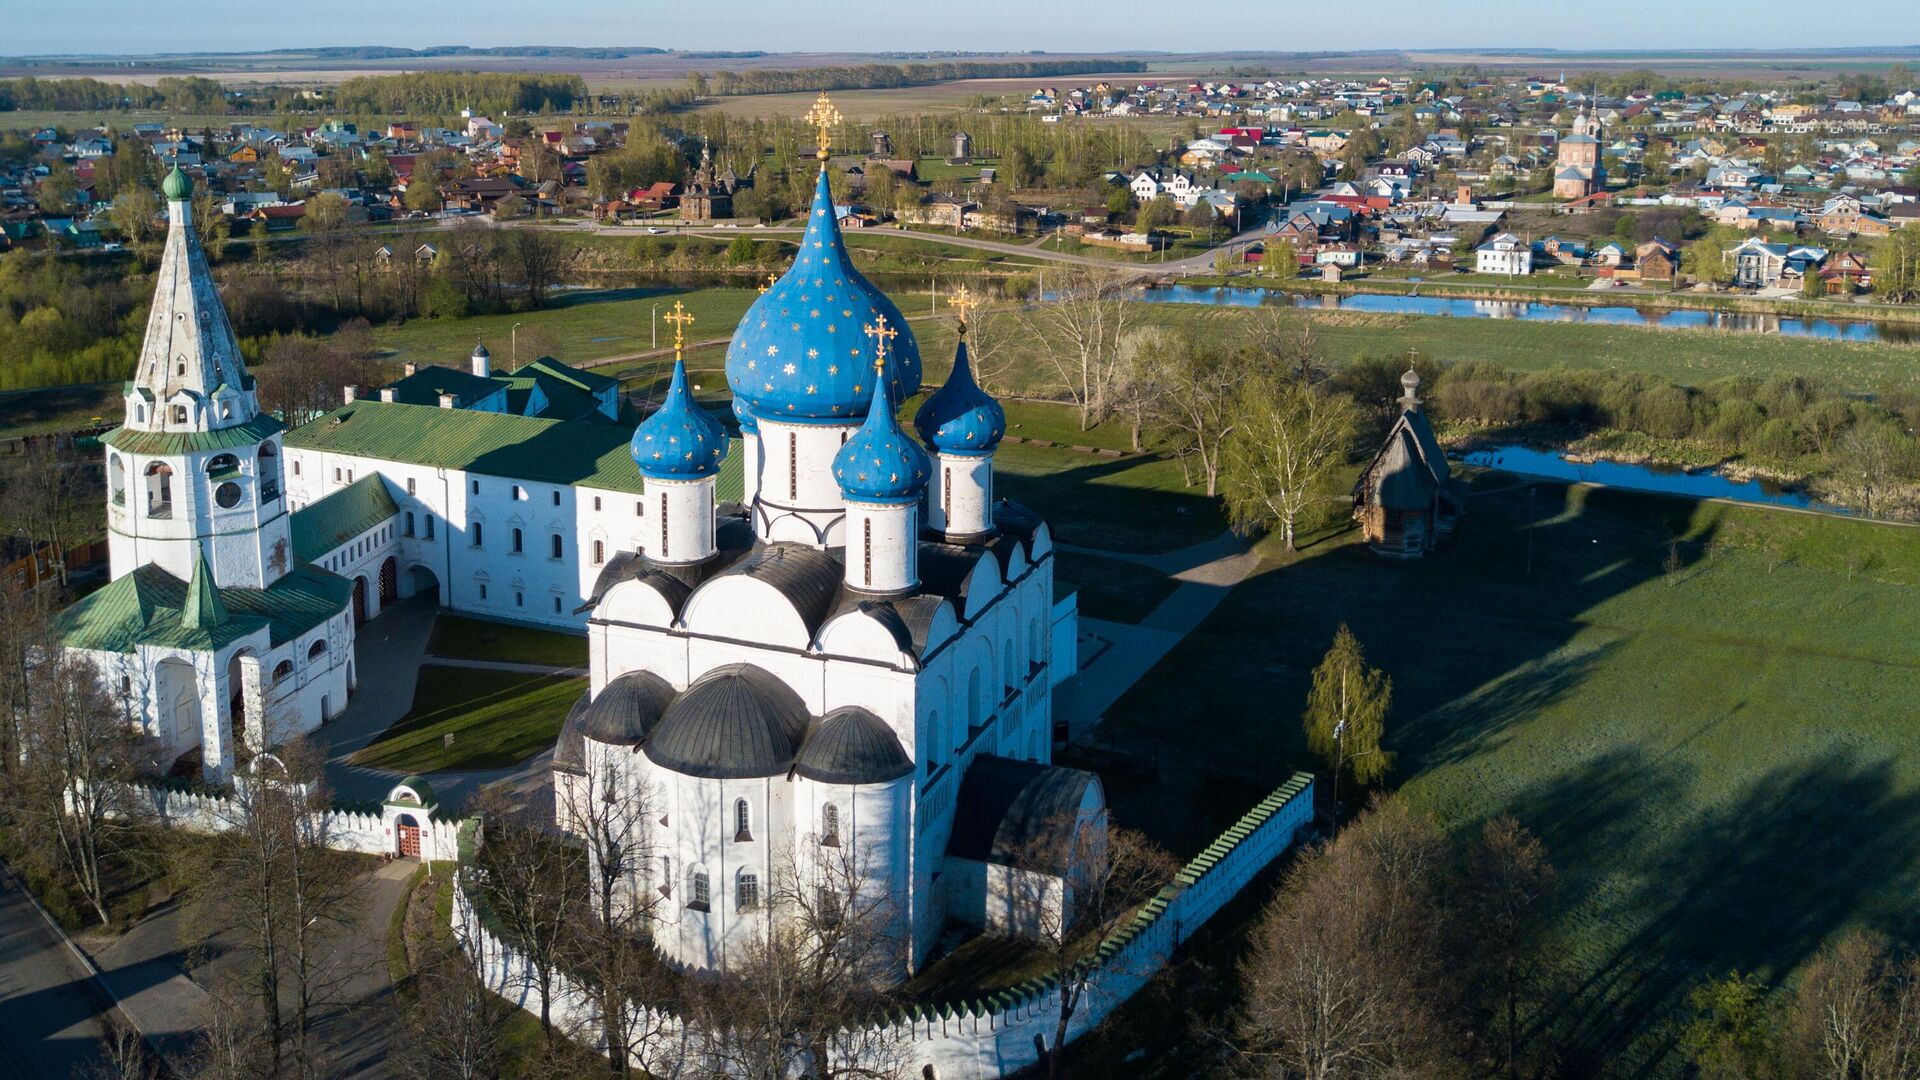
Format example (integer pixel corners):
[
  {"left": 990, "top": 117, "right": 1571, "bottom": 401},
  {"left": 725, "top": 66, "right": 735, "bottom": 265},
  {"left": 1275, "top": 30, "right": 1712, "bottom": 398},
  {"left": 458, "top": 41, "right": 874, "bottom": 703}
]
[
  {"left": 725, "top": 168, "right": 921, "bottom": 424},
  {"left": 914, "top": 338, "right": 1004, "bottom": 457},
  {"left": 632, "top": 358, "right": 729, "bottom": 480},
  {"left": 833, "top": 359, "right": 929, "bottom": 505},
  {"left": 731, "top": 394, "right": 757, "bottom": 434}
]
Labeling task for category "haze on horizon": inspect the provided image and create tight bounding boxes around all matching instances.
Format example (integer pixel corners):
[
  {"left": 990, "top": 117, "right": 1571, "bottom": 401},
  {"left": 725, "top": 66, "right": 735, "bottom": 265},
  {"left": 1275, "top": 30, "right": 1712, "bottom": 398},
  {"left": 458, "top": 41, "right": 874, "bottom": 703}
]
[{"left": 9, "top": 0, "right": 1919, "bottom": 60}]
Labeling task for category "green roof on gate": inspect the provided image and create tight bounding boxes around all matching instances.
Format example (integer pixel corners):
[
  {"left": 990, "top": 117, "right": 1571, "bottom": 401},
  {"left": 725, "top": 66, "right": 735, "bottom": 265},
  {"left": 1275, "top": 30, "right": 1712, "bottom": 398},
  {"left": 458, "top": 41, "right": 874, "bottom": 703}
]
[
  {"left": 291, "top": 473, "right": 401, "bottom": 563},
  {"left": 54, "top": 562, "right": 349, "bottom": 654},
  {"left": 283, "top": 400, "right": 743, "bottom": 501}
]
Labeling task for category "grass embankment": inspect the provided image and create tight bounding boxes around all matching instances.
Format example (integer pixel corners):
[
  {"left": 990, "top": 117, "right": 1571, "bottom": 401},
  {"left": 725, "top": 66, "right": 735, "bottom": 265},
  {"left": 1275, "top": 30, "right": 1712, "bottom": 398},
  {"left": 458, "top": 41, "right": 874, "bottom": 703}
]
[
  {"left": 1092, "top": 473, "right": 1920, "bottom": 1076},
  {"left": 427, "top": 613, "right": 588, "bottom": 667},
  {"left": 351, "top": 665, "right": 583, "bottom": 772}
]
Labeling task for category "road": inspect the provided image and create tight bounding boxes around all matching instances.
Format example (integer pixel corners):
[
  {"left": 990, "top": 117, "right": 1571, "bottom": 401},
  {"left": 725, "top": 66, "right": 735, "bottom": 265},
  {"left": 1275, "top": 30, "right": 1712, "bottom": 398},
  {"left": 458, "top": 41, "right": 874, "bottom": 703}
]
[{"left": 0, "top": 871, "right": 108, "bottom": 1080}]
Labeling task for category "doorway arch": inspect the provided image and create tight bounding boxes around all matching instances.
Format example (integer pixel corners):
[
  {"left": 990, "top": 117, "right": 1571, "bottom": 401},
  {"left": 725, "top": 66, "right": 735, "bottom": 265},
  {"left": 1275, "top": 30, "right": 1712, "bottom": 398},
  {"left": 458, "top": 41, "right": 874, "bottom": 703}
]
[
  {"left": 352, "top": 576, "right": 368, "bottom": 625},
  {"left": 407, "top": 564, "right": 441, "bottom": 604},
  {"left": 378, "top": 556, "right": 398, "bottom": 605},
  {"left": 154, "top": 657, "right": 201, "bottom": 754}
]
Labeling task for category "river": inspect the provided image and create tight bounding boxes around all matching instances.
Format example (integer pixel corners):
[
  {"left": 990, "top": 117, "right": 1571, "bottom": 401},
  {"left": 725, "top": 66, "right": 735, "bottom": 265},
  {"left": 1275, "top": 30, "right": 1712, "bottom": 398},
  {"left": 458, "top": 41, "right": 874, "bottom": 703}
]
[
  {"left": 1458, "top": 445, "right": 1845, "bottom": 512},
  {"left": 1132, "top": 284, "right": 1920, "bottom": 344}
]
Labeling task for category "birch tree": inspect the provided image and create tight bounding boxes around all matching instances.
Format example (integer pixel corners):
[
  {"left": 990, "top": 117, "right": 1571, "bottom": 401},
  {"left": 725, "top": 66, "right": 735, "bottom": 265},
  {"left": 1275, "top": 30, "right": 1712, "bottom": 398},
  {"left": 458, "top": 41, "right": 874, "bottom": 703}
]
[
  {"left": 1021, "top": 267, "right": 1133, "bottom": 430},
  {"left": 1301, "top": 623, "right": 1393, "bottom": 803},
  {"left": 1219, "top": 372, "right": 1359, "bottom": 551}
]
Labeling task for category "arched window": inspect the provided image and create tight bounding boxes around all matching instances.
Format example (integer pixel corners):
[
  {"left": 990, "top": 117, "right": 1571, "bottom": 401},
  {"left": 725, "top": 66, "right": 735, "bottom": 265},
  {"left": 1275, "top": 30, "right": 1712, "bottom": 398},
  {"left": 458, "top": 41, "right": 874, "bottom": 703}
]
[
  {"left": 307, "top": 639, "right": 328, "bottom": 661},
  {"left": 593, "top": 539, "right": 605, "bottom": 565},
  {"left": 471, "top": 522, "right": 484, "bottom": 547},
  {"left": 511, "top": 527, "right": 523, "bottom": 554},
  {"left": 108, "top": 455, "right": 126, "bottom": 505},
  {"left": 271, "top": 660, "right": 293, "bottom": 683},
  {"left": 205, "top": 453, "right": 239, "bottom": 475},
  {"left": 550, "top": 533, "right": 562, "bottom": 559},
  {"left": 256, "top": 443, "right": 279, "bottom": 500},
  {"left": 733, "top": 798, "right": 752, "bottom": 842},
  {"left": 171, "top": 404, "right": 188, "bottom": 424},
  {"left": 737, "top": 871, "right": 760, "bottom": 911},
  {"left": 821, "top": 803, "right": 841, "bottom": 846},
  {"left": 144, "top": 463, "right": 174, "bottom": 518},
  {"left": 689, "top": 869, "right": 710, "bottom": 910},
  {"left": 925, "top": 711, "right": 940, "bottom": 770},
  {"left": 967, "top": 668, "right": 982, "bottom": 729}
]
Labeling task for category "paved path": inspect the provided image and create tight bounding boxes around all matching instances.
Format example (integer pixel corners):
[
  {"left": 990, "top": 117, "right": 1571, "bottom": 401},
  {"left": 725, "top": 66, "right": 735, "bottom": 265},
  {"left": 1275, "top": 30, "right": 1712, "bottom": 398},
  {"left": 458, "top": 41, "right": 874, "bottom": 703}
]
[
  {"left": 316, "top": 598, "right": 570, "bottom": 814},
  {"left": 0, "top": 870, "right": 109, "bottom": 1080},
  {"left": 84, "top": 898, "right": 214, "bottom": 1068},
  {"left": 308, "top": 860, "right": 417, "bottom": 1080},
  {"left": 1053, "top": 530, "right": 1261, "bottom": 740}
]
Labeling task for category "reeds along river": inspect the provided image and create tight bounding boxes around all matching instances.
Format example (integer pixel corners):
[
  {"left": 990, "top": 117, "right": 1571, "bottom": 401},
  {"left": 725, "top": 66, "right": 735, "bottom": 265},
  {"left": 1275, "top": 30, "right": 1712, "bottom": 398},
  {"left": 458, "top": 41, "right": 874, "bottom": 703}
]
[
  {"left": 1459, "top": 445, "right": 1848, "bottom": 513},
  {"left": 1129, "top": 284, "right": 1920, "bottom": 344}
]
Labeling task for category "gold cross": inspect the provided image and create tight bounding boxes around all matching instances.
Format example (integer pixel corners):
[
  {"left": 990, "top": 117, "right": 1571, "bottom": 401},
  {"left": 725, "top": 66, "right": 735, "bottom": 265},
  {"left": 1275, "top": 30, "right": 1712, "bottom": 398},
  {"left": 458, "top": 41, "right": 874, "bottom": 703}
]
[
  {"left": 863, "top": 314, "right": 897, "bottom": 377},
  {"left": 950, "top": 283, "right": 982, "bottom": 336},
  {"left": 759, "top": 272, "right": 778, "bottom": 294},
  {"left": 804, "top": 91, "right": 842, "bottom": 161},
  {"left": 664, "top": 300, "right": 695, "bottom": 361}
]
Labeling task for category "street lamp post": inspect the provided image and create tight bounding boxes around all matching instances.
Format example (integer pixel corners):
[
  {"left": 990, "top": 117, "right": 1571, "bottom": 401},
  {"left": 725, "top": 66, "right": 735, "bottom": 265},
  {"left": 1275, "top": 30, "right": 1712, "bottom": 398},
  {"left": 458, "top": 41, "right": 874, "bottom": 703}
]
[
  {"left": 511, "top": 322, "right": 523, "bottom": 366},
  {"left": 651, "top": 304, "right": 659, "bottom": 350}
]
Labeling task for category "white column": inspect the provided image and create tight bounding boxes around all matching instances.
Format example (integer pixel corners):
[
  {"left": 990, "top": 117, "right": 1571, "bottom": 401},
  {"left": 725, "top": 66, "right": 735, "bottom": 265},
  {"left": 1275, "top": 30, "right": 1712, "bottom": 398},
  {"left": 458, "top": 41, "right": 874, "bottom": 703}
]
[
  {"left": 648, "top": 476, "right": 716, "bottom": 565},
  {"left": 740, "top": 431, "right": 761, "bottom": 508},
  {"left": 844, "top": 500, "right": 918, "bottom": 595},
  {"left": 755, "top": 417, "right": 857, "bottom": 546},
  {"left": 931, "top": 452, "right": 994, "bottom": 538}
]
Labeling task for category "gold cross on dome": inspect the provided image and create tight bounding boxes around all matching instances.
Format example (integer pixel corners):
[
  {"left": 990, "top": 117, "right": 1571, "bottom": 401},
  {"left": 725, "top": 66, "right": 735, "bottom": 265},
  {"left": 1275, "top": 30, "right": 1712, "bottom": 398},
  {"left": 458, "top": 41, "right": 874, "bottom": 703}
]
[
  {"left": 759, "top": 272, "right": 778, "bottom": 294},
  {"left": 804, "top": 91, "right": 842, "bottom": 161},
  {"left": 663, "top": 299, "right": 695, "bottom": 361},
  {"left": 950, "top": 283, "right": 982, "bottom": 336},
  {"left": 863, "top": 314, "right": 897, "bottom": 377}
]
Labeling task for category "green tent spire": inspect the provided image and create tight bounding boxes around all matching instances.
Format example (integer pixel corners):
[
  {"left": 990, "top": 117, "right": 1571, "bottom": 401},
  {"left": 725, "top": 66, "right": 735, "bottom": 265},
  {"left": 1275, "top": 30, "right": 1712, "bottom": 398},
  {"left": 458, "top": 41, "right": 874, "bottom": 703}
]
[{"left": 181, "top": 547, "right": 227, "bottom": 630}]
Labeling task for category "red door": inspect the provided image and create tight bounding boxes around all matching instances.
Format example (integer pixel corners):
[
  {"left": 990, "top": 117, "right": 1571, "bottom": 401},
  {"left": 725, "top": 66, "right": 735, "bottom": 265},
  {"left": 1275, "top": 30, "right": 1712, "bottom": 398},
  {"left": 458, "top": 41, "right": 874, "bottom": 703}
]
[{"left": 397, "top": 823, "right": 420, "bottom": 859}]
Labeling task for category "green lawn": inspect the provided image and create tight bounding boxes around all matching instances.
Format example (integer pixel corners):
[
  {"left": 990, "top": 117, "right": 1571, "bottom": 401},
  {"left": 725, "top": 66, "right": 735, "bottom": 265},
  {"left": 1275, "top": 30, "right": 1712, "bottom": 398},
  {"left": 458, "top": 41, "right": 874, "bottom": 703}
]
[
  {"left": 1093, "top": 475, "right": 1920, "bottom": 1076},
  {"left": 426, "top": 614, "right": 588, "bottom": 667},
  {"left": 351, "top": 665, "right": 583, "bottom": 772},
  {"left": 993, "top": 441, "right": 1224, "bottom": 554},
  {"left": 1053, "top": 549, "right": 1182, "bottom": 624},
  {"left": 0, "top": 382, "right": 121, "bottom": 439},
  {"left": 368, "top": 287, "right": 763, "bottom": 371}
]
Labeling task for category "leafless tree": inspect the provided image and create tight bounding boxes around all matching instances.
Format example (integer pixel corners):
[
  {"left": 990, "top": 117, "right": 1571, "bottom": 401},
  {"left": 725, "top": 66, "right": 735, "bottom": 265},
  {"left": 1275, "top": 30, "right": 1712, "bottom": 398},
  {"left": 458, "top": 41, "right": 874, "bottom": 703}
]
[
  {"left": 1236, "top": 796, "right": 1461, "bottom": 1080},
  {"left": 188, "top": 738, "right": 363, "bottom": 1080},
  {"left": 1004, "top": 812, "right": 1177, "bottom": 1080},
  {"left": 1112, "top": 326, "right": 1173, "bottom": 454},
  {"left": 508, "top": 228, "right": 571, "bottom": 310},
  {"left": 0, "top": 435, "right": 99, "bottom": 591},
  {"left": 694, "top": 836, "right": 912, "bottom": 1079},
  {"left": 1463, "top": 815, "right": 1556, "bottom": 1080},
  {"left": 1219, "top": 371, "right": 1360, "bottom": 551},
  {"left": 556, "top": 759, "right": 670, "bottom": 1075},
  {"left": 78, "top": 1019, "right": 157, "bottom": 1080},
  {"left": 0, "top": 585, "right": 52, "bottom": 780},
  {"left": 1831, "top": 420, "right": 1920, "bottom": 519},
  {"left": 1783, "top": 932, "right": 1920, "bottom": 1080},
  {"left": 1243, "top": 307, "right": 1324, "bottom": 383},
  {"left": 399, "top": 938, "right": 514, "bottom": 1080},
  {"left": 253, "top": 331, "right": 393, "bottom": 429},
  {"left": 11, "top": 653, "right": 146, "bottom": 925},
  {"left": 470, "top": 787, "right": 579, "bottom": 1044},
  {"left": 1141, "top": 336, "right": 1257, "bottom": 496},
  {"left": 1020, "top": 267, "right": 1134, "bottom": 430},
  {"left": 963, "top": 307, "right": 1018, "bottom": 395}
]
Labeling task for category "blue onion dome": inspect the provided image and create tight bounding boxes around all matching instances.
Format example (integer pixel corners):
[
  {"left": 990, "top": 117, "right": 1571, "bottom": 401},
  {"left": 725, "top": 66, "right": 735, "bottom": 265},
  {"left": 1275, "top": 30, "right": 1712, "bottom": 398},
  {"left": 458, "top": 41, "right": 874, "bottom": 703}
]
[
  {"left": 834, "top": 355, "right": 929, "bottom": 504},
  {"left": 632, "top": 359, "right": 729, "bottom": 480},
  {"left": 913, "top": 338, "right": 1005, "bottom": 457},
  {"left": 731, "top": 394, "right": 758, "bottom": 435},
  {"left": 725, "top": 168, "right": 921, "bottom": 424}
]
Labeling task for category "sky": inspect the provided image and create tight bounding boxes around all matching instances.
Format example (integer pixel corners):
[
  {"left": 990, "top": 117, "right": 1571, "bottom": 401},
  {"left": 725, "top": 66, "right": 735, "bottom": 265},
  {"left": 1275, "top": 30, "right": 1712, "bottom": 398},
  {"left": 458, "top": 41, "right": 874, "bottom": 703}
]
[{"left": 8, "top": 0, "right": 1920, "bottom": 57}]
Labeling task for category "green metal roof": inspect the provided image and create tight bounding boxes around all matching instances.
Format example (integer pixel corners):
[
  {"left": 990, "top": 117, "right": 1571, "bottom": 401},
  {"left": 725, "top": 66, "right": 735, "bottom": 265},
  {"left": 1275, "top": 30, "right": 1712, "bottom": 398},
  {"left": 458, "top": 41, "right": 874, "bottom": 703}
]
[
  {"left": 181, "top": 550, "right": 227, "bottom": 630},
  {"left": 55, "top": 562, "right": 349, "bottom": 653},
  {"left": 290, "top": 473, "right": 400, "bottom": 562},
  {"left": 383, "top": 365, "right": 506, "bottom": 408},
  {"left": 502, "top": 357, "right": 617, "bottom": 422},
  {"left": 162, "top": 166, "right": 193, "bottom": 201},
  {"left": 101, "top": 414, "right": 286, "bottom": 457},
  {"left": 284, "top": 400, "right": 743, "bottom": 501}
]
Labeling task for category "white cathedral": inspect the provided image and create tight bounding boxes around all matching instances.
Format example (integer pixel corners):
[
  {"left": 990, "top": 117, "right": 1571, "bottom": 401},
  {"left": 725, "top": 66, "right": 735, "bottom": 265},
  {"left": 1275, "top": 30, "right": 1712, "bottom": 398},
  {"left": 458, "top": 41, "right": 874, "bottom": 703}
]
[{"left": 58, "top": 139, "right": 1097, "bottom": 978}]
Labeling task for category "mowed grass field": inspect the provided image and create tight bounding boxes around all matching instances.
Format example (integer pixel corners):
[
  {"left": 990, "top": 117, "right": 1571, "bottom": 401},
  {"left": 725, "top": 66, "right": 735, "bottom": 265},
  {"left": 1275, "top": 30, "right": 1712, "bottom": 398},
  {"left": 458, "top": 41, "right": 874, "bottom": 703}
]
[
  {"left": 350, "top": 665, "right": 583, "bottom": 772},
  {"left": 1093, "top": 475, "right": 1920, "bottom": 1076}
]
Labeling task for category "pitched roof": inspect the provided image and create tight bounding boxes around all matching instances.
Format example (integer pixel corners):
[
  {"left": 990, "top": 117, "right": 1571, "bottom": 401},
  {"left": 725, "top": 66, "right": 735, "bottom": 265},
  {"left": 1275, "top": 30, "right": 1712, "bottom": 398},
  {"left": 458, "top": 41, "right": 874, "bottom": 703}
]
[
  {"left": 383, "top": 364, "right": 505, "bottom": 408},
  {"left": 56, "top": 562, "right": 349, "bottom": 653},
  {"left": 283, "top": 400, "right": 743, "bottom": 499},
  {"left": 101, "top": 413, "right": 285, "bottom": 456},
  {"left": 290, "top": 473, "right": 400, "bottom": 562}
]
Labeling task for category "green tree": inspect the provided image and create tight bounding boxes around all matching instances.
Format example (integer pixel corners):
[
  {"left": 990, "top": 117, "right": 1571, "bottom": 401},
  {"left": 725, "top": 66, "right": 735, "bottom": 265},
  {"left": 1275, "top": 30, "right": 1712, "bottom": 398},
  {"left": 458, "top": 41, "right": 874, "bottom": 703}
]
[
  {"left": 403, "top": 179, "right": 442, "bottom": 213},
  {"left": 1871, "top": 227, "right": 1920, "bottom": 303},
  {"left": 1683, "top": 973, "right": 1781, "bottom": 1080},
  {"left": 1003, "top": 144, "right": 1041, "bottom": 189},
  {"left": 1219, "top": 370, "right": 1359, "bottom": 550},
  {"left": 1265, "top": 238, "right": 1298, "bottom": 279},
  {"left": 107, "top": 184, "right": 161, "bottom": 249},
  {"left": 1302, "top": 623, "right": 1394, "bottom": 800},
  {"left": 421, "top": 274, "right": 468, "bottom": 318},
  {"left": 1683, "top": 228, "right": 1736, "bottom": 286},
  {"left": 1802, "top": 265, "right": 1827, "bottom": 300},
  {"left": 36, "top": 167, "right": 80, "bottom": 213},
  {"left": 725, "top": 235, "right": 757, "bottom": 266}
]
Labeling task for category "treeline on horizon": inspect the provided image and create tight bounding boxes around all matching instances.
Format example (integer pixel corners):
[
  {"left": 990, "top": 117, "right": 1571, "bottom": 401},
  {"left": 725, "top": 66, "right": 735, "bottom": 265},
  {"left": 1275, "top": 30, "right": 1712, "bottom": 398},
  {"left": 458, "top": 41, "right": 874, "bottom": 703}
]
[
  {"left": 694, "top": 58, "right": 1148, "bottom": 97},
  {"left": 0, "top": 71, "right": 589, "bottom": 117}
]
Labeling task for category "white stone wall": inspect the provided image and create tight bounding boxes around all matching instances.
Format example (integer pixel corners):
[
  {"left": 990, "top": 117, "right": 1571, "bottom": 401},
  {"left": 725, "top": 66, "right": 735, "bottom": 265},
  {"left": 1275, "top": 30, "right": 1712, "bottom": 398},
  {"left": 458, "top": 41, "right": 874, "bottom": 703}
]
[
  {"left": 929, "top": 453, "right": 993, "bottom": 538},
  {"left": 283, "top": 447, "right": 642, "bottom": 627},
  {"left": 753, "top": 418, "right": 859, "bottom": 545},
  {"left": 106, "top": 436, "right": 293, "bottom": 589}
]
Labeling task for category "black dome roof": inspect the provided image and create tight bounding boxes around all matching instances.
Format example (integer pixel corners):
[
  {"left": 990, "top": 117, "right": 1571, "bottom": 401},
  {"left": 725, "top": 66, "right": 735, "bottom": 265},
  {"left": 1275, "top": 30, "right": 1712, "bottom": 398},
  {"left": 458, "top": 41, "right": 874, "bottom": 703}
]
[
  {"left": 794, "top": 707, "right": 913, "bottom": 786},
  {"left": 581, "top": 670, "right": 676, "bottom": 747},
  {"left": 644, "top": 664, "right": 809, "bottom": 779},
  {"left": 554, "top": 691, "right": 590, "bottom": 773}
]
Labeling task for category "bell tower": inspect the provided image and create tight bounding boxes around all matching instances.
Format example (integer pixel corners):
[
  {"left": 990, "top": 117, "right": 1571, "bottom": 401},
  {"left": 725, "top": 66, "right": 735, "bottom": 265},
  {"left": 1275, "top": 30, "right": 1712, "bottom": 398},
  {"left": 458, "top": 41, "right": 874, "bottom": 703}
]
[{"left": 103, "top": 167, "right": 292, "bottom": 589}]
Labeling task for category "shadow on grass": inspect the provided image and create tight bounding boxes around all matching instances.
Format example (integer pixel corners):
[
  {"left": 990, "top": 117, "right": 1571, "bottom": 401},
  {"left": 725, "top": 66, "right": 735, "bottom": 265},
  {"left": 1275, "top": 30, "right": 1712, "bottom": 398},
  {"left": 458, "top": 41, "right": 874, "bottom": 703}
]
[{"left": 1507, "top": 747, "right": 1920, "bottom": 1076}]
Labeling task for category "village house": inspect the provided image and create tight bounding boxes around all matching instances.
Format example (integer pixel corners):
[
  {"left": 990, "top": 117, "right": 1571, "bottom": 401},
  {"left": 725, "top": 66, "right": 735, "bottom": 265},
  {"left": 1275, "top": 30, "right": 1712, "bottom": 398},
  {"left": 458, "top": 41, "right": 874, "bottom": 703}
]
[{"left": 1475, "top": 232, "right": 1533, "bottom": 276}]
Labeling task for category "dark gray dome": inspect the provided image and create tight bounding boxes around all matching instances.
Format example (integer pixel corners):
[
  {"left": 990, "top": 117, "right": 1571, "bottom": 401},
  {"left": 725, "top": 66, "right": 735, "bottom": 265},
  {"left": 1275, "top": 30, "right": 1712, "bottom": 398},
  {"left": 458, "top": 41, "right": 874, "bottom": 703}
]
[
  {"left": 644, "top": 664, "right": 809, "bottom": 779},
  {"left": 582, "top": 671, "right": 676, "bottom": 747},
  {"left": 554, "top": 691, "right": 590, "bottom": 773},
  {"left": 794, "top": 707, "right": 913, "bottom": 786}
]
